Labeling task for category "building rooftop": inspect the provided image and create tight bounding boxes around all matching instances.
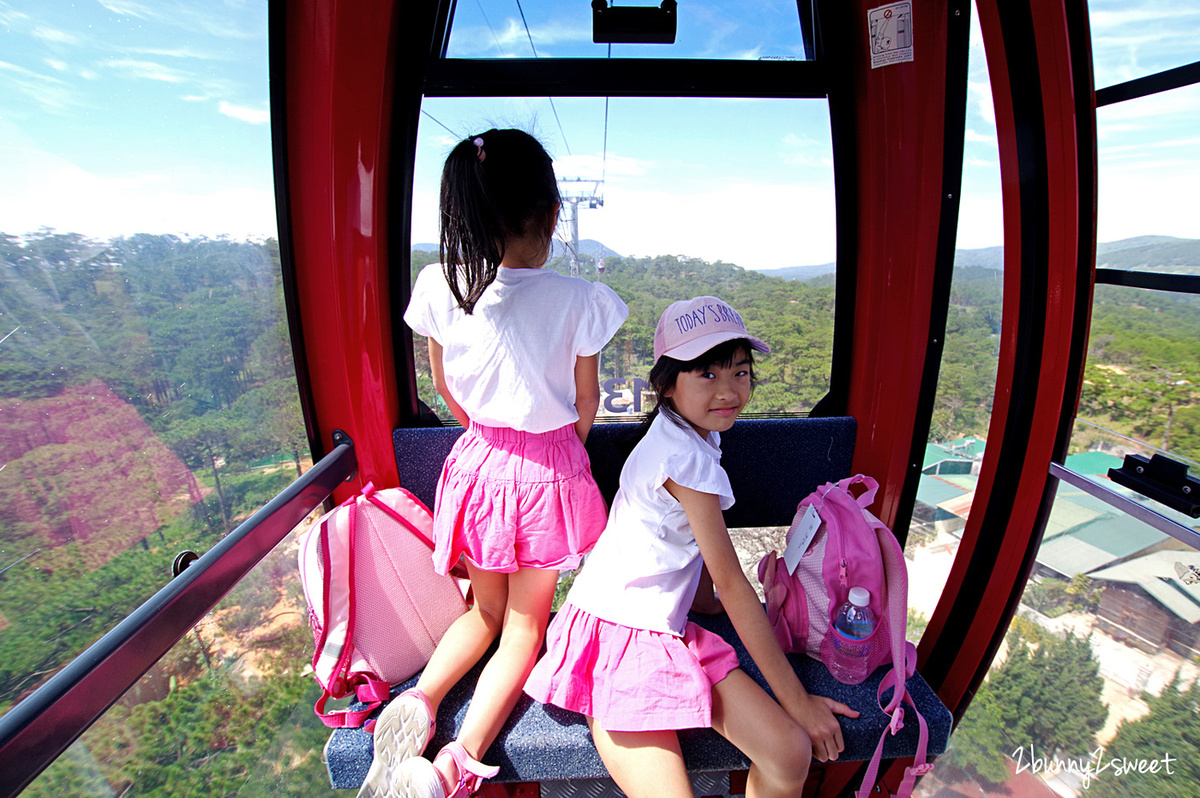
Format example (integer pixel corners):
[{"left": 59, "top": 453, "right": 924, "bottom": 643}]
[{"left": 1090, "top": 550, "right": 1200, "bottom": 624}]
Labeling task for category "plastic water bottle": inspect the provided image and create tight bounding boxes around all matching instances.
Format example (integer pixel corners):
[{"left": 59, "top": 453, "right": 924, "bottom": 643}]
[{"left": 829, "top": 586, "right": 876, "bottom": 684}]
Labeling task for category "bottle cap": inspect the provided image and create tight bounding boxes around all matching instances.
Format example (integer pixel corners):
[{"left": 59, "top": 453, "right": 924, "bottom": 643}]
[{"left": 848, "top": 586, "right": 871, "bottom": 606}]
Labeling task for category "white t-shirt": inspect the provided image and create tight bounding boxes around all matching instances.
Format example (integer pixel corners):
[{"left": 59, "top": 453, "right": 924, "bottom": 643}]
[
  {"left": 404, "top": 265, "right": 628, "bottom": 433},
  {"left": 566, "top": 412, "right": 735, "bottom": 636}
]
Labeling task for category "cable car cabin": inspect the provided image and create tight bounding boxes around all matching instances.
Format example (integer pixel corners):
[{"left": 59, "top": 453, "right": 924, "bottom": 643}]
[{"left": 2, "top": 0, "right": 1200, "bottom": 796}]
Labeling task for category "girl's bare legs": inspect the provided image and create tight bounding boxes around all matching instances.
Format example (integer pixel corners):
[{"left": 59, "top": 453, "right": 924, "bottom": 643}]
[
  {"left": 420, "top": 564, "right": 558, "bottom": 786},
  {"left": 414, "top": 565, "right": 507, "bottom": 708},
  {"left": 711, "top": 669, "right": 812, "bottom": 797},
  {"left": 454, "top": 565, "right": 558, "bottom": 756},
  {"left": 588, "top": 722, "right": 693, "bottom": 798}
]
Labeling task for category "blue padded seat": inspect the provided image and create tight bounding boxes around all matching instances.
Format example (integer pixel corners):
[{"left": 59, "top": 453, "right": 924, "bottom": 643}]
[
  {"left": 325, "top": 609, "right": 951, "bottom": 788},
  {"left": 393, "top": 416, "right": 860, "bottom": 524},
  {"left": 322, "top": 418, "right": 951, "bottom": 788}
]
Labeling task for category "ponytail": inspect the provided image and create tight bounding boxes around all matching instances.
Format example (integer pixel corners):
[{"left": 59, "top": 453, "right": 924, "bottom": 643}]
[{"left": 439, "top": 129, "right": 560, "bottom": 314}]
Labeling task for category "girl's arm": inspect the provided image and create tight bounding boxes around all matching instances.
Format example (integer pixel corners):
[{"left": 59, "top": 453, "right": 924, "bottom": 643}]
[
  {"left": 572, "top": 354, "right": 600, "bottom": 443},
  {"left": 428, "top": 338, "right": 471, "bottom": 428},
  {"left": 665, "top": 479, "right": 859, "bottom": 763},
  {"left": 690, "top": 563, "right": 723, "bottom": 614}
]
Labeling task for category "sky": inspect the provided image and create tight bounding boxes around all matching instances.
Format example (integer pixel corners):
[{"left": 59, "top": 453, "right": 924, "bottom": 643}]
[{"left": 0, "top": 0, "right": 1197, "bottom": 271}]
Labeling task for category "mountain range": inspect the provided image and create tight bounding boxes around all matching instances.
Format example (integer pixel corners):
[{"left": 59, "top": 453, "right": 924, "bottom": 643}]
[
  {"left": 414, "top": 235, "right": 1200, "bottom": 281},
  {"left": 412, "top": 238, "right": 622, "bottom": 262}
]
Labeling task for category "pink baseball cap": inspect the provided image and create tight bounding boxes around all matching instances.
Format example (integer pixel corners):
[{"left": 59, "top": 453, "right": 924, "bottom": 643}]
[{"left": 653, "top": 296, "right": 770, "bottom": 362}]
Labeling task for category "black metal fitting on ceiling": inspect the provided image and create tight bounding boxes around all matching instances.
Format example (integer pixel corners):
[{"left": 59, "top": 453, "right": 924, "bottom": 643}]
[{"left": 592, "top": 0, "right": 677, "bottom": 44}]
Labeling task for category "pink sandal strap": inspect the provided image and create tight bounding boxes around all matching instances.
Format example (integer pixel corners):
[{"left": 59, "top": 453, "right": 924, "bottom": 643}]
[{"left": 435, "top": 742, "right": 499, "bottom": 798}]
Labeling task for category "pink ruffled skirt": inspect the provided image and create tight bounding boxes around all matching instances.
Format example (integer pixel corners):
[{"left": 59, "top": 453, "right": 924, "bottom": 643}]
[
  {"left": 524, "top": 603, "right": 740, "bottom": 732},
  {"left": 432, "top": 423, "right": 607, "bottom": 574}
]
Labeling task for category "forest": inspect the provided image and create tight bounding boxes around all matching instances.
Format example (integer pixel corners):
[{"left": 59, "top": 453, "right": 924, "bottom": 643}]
[
  {"left": 1, "top": 231, "right": 1198, "bottom": 795},
  {"left": 929, "top": 619, "right": 1200, "bottom": 798}
]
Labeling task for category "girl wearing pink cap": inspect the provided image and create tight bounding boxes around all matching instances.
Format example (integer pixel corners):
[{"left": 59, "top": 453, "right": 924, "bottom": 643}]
[
  {"left": 526, "top": 296, "right": 856, "bottom": 798},
  {"left": 360, "top": 130, "right": 627, "bottom": 798}
]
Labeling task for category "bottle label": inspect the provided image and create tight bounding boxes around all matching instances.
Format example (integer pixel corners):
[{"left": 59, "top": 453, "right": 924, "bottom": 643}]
[{"left": 832, "top": 628, "right": 870, "bottom": 659}]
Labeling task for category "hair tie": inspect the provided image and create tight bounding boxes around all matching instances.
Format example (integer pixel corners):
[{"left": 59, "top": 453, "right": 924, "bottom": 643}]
[{"left": 473, "top": 137, "right": 485, "bottom": 163}]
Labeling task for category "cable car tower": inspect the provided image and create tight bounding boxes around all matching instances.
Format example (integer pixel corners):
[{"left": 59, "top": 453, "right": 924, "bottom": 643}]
[{"left": 558, "top": 178, "right": 604, "bottom": 278}]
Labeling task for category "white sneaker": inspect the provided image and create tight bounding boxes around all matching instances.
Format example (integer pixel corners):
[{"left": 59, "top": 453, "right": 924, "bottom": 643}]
[{"left": 356, "top": 689, "right": 436, "bottom": 798}]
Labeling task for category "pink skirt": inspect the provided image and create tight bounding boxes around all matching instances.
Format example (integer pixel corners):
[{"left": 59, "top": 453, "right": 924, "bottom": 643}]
[
  {"left": 432, "top": 424, "right": 608, "bottom": 574},
  {"left": 524, "top": 603, "right": 740, "bottom": 732}
]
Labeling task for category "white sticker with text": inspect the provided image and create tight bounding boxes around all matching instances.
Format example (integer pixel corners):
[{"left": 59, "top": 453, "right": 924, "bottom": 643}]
[
  {"left": 868, "top": 2, "right": 914, "bottom": 69},
  {"left": 783, "top": 504, "right": 822, "bottom": 575}
]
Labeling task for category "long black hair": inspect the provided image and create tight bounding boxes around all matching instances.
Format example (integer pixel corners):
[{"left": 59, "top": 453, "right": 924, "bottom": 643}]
[
  {"left": 646, "top": 338, "right": 758, "bottom": 430},
  {"left": 439, "top": 128, "right": 561, "bottom": 314}
]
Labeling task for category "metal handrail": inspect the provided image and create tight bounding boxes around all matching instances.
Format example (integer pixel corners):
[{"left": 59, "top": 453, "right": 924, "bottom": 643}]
[
  {"left": 1050, "top": 462, "right": 1200, "bottom": 550},
  {"left": 0, "top": 440, "right": 357, "bottom": 798}
]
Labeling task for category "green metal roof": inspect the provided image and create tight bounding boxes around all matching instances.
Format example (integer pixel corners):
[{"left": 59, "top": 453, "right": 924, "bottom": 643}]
[
  {"left": 1090, "top": 550, "right": 1200, "bottom": 624},
  {"left": 916, "top": 473, "right": 968, "bottom": 506},
  {"left": 1064, "top": 450, "right": 1124, "bottom": 476},
  {"left": 922, "top": 438, "right": 986, "bottom": 469}
]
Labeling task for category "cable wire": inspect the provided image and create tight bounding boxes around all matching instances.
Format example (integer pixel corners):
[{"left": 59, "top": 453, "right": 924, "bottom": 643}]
[
  {"left": 475, "top": 0, "right": 505, "bottom": 55},
  {"left": 600, "top": 42, "right": 611, "bottom": 197},
  {"left": 421, "top": 109, "right": 460, "bottom": 138},
  {"left": 514, "top": 0, "right": 571, "bottom": 155}
]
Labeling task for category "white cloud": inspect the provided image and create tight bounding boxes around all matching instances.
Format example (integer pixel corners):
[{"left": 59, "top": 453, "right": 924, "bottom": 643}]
[
  {"left": 554, "top": 153, "right": 646, "bottom": 180},
  {"left": 0, "top": 126, "right": 277, "bottom": 240},
  {"left": 44, "top": 58, "right": 68, "bottom": 71},
  {"left": 449, "top": 17, "right": 589, "bottom": 57},
  {"left": 31, "top": 26, "right": 78, "bottom": 45},
  {"left": 128, "top": 45, "right": 226, "bottom": 61},
  {"left": 580, "top": 181, "right": 838, "bottom": 270},
  {"left": 0, "top": 59, "right": 76, "bottom": 111},
  {"left": 410, "top": 176, "right": 839, "bottom": 270},
  {"left": 1097, "top": 150, "right": 1200, "bottom": 243},
  {"left": 964, "top": 129, "right": 996, "bottom": 145},
  {"left": 95, "top": 0, "right": 156, "bottom": 18},
  {"left": 105, "top": 58, "right": 192, "bottom": 84},
  {"left": 218, "top": 101, "right": 269, "bottom": 125},
  {"left": 96, "top": 0, "right": 261, "bottom": 39},
  {"left": 781, "top": 133, "right": 830, "bottom": 167},
  {"left": 0, "top": 3, "right": 30, "bottom": 26}
]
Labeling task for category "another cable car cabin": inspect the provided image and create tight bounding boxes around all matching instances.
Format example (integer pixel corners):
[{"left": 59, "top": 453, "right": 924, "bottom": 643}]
[{"left": 2, "top": 0, "right": 1199, "bottom": 796}]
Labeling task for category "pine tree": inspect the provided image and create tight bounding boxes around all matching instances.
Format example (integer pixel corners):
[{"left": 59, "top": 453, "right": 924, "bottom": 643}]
[
  {"left": 988, "top": 628, "right": 1108, "bottom": 757},
  {"left": 1089, "top": 674, "right": 1200, "bottom": 798}
]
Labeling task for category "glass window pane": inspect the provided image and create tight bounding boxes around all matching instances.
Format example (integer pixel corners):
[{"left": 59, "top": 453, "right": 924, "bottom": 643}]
[
  {"left": 904, "top": 5, "right": 1001, "bottom": 644},
  {"left": 916, "top": 470, "right": 1200, "bottom": 797},
  {"left": 0, "top": 0, "right": 300, "bottom": 746},
  {"left": 411, "top": 96, "right": 836, "bottom": 423},
  {"left": 1090, "top": 0, "right": 1200, "bottom": 88},
  {"left": 1096, "top": 83, "right": 1200, "bottom": 252},
  {"left": 21, "top": 526, "right": 342, "bottom": 797},
  {"left": 1072, "top": 281, "right": 1200, "bottom": 535},
  {"left": 446, "top": 0, "right": 814, "bottom": 61}
]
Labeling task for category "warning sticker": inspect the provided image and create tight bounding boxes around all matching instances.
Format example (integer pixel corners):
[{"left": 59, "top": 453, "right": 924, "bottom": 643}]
[{"left": 868, "top": 1, "right": 914, "bottom": 69}]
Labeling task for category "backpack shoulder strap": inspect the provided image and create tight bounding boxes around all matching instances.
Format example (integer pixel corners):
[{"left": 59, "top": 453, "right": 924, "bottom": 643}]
[
  {"left": 855, "top": 643, "right": 933, "bottom": 798},
  {"left": 876, "top": 523, "right": 909, "bottom": 712}
]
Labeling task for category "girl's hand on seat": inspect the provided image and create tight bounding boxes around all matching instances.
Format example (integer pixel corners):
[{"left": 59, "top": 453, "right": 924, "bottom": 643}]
[{"left": 785, "top": 691, "right": 859, "bottom": 762}]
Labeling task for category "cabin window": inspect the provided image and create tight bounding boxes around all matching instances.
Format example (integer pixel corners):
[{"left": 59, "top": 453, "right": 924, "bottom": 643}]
[
  {"left": 1088, "top": 0, "right": 1200, "bottom": 85},
  {"left": 409, "top": 95, "right": 838, "bottom": 424},
  {"left": 445, "top": 0, "right": 815, "bottom": 61},
  {"left": 921, "top": 4, "right": 1200, "bottom": 796},
  {"left": 0, "top": 4, "right": 321, "bottom": 793},
  {"left": 902, "top": 5, "right": 1003, "bottom": 646}
]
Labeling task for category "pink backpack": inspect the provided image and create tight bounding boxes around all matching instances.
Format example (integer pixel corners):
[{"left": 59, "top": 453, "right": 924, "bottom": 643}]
[
  {"left": 756, "top": 475, "right": 932, "bottom": 798},
  {"left": 298, "top": 482, "right": 468, "bottom": 729}
]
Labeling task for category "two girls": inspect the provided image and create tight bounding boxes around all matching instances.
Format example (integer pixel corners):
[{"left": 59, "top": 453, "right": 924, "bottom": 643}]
[
  {"left": 525, "top": 296, "right": 858, "bottom": 797},
  {"left": 358, "top": 129, "right": 626, "bottom": 798}
]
